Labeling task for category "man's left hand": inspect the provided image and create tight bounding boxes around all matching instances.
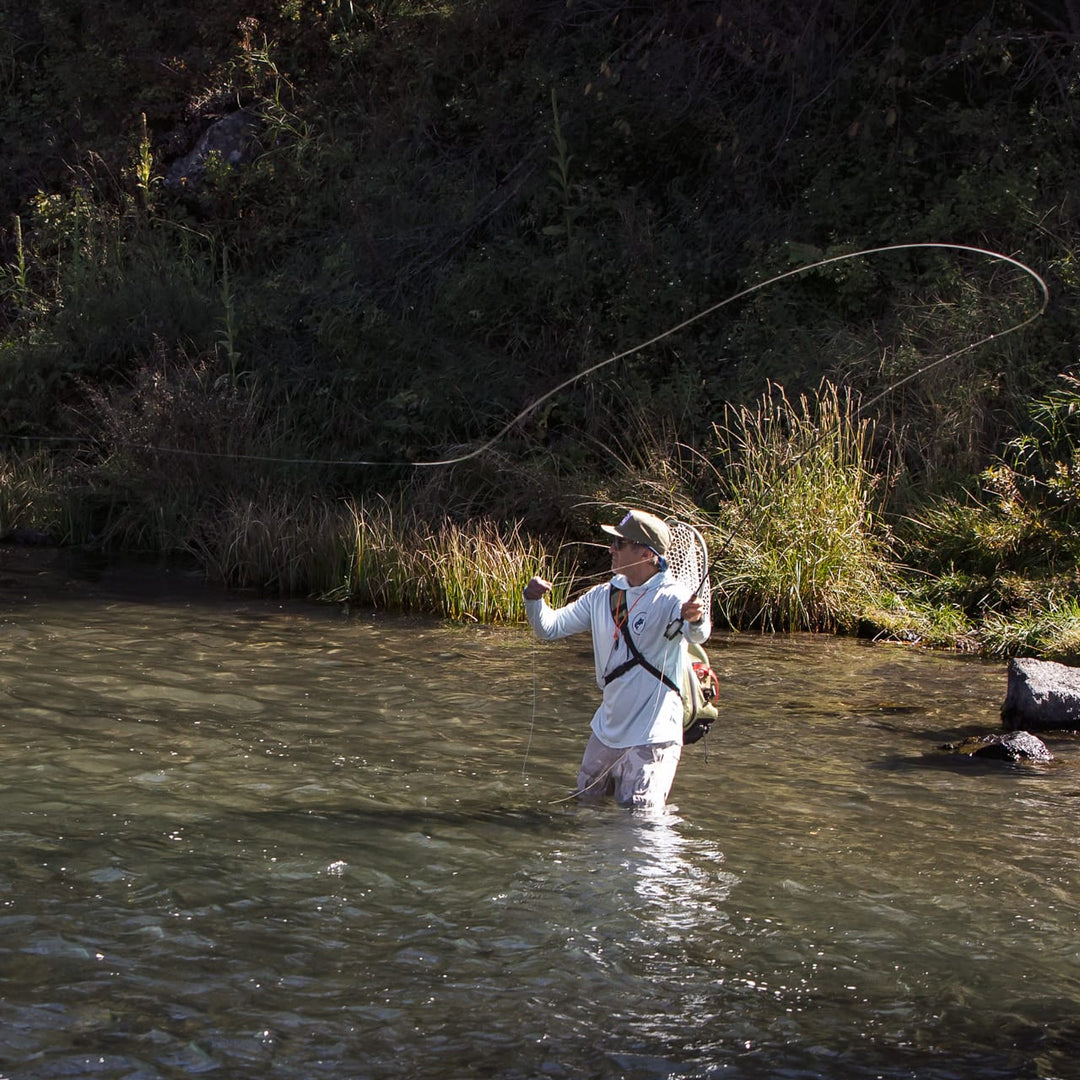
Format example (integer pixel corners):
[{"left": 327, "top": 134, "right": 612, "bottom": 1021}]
[{"left": 681, "top": 597, "right": 703, "bottom": 624}]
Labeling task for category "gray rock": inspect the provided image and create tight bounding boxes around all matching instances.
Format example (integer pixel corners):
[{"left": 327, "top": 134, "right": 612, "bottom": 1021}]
[
  {"left": 1001, "top": 657, "right": 1080, "bottom": 732},
  {"left": 944, "top": 730, "right": 1053, "bottom": 763},
  {"left": 165, "top": 109, "right": 261, "bottom": 190}
]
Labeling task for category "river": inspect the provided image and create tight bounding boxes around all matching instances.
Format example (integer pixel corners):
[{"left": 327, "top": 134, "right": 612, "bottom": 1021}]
[{"left": 1, "top": 546, "right": 1078, "bottom": 1079}]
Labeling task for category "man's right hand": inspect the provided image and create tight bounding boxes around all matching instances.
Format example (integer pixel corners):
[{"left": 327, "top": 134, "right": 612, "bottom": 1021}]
[{"left": 524, "top": 576, "right": 552, "bottom": 601}]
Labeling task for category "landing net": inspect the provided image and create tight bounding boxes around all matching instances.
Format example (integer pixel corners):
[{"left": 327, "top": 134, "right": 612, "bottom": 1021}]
[{"left": 666, "top": 521, "right": 710, "bottom": 612}]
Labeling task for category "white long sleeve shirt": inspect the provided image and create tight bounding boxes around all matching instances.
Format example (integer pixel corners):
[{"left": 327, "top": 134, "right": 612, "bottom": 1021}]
[{"left": 525, "top": 569, "right": 711, "bottom": 748}]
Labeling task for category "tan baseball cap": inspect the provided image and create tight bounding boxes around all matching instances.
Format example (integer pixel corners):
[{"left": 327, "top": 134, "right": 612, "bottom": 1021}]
[{"left": 601, "top": 510, "right": 671, "bottom": 555}]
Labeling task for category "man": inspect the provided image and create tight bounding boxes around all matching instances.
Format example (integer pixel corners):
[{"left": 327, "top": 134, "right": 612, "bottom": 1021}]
[{"left": 523, "top": 509, "right": 710, "bottom": 809}]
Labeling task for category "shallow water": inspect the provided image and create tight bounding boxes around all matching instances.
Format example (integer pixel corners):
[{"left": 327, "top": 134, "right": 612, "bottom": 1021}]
[{"left": 1, "top": 551, "right": 1078, "bottom": 1079}]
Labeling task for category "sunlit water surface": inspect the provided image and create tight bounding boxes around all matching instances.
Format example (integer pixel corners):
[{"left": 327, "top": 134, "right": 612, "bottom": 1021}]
[{"left": 1, "top": 552, "right": 1079, "bottom": 1079}]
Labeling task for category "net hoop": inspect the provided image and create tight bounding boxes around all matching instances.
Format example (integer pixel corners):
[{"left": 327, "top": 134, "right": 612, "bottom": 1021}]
[{"left": 666, "top": 520, "right": 710, "bottom": 612}]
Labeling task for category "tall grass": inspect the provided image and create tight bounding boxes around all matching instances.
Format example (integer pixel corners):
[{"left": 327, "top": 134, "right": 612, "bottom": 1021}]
[
  {"left": 898, "top": 466, "right": 1059, "bottom": 579},
  {"left": 186, "top": 490, "right": 570, "bottom": 621},
  {"left": 188, "top": 486, "right": 348, "bottom": 596},
  {"left": 8, "top": 343, "right": 575, "bottom": 622},
  {"left": 338, "top": 502, "right": 570, "bottom": 622},
  {"left": 0, "top": 450, "right": 60, "bottom": 537},
  {"left": 708, "top": 381, "right": 897, "bottom": 631},
  {"left": 421, "top": 516, "right": 564, "bottom": 622}
]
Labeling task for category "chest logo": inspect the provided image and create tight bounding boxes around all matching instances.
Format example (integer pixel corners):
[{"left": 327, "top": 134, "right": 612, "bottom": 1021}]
[{"left": 632, "top": 613, "right": 648, "bottom": 635}]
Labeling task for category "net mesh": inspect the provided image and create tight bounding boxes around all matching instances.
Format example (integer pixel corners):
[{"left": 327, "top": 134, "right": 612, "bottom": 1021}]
[{"left": 666, "top": 521, "right": 710, "bottom": 610}]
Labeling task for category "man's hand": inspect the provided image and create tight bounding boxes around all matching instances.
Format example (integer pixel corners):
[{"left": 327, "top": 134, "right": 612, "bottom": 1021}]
[
  {"left": 681, "top": 596, "right": 704, "bottom": 624},
  {"left": 524, "top": 576, "right": 552, "bottom": 601}
]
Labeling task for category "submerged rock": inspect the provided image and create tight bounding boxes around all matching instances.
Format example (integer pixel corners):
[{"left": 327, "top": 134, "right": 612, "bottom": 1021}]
[
  {"left": 943, "top": 730, "right": 1053, "bottom": 764},
  {"left": 1001, "top": 657, "right": 1080, "bottom": 732}
]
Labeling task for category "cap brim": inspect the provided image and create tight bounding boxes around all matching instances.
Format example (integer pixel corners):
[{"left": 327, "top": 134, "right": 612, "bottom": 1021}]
[{"left": 600, "top": 524, "right": 623, "bottom": 539}]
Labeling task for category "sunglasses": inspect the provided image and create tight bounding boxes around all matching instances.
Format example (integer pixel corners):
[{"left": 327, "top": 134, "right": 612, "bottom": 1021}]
[{"left": 610, "top": 537, "right": 641, "bottom": 550}]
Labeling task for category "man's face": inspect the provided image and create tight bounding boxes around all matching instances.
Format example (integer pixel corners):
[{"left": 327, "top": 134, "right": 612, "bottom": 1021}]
[{"left": 610, "top": 536, "right": 654, "bottom": 576}]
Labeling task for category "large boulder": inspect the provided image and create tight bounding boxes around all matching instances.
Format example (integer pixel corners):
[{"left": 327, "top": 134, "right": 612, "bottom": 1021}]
[{"left": 1001, "top": 657, "right": 1080, "bottom": 732}]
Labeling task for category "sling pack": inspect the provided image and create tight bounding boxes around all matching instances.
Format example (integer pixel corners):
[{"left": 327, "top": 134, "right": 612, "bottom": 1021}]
[
  {"left": 605, "top": 585, "right": 720, "bottom": 744},
  {"left": 682, "top": 640, "right": 721, "bottom": 744}
]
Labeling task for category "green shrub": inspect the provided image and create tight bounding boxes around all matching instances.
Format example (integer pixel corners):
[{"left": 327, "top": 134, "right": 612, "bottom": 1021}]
[{"left": 898, "top": 371, "right": 1080, "bottom": 584}]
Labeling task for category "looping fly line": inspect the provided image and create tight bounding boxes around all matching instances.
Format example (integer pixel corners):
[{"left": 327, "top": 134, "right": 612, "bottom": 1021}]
[
  {"left": 26, "top": 242, "right": 1048, "bottom": 470},
  {"left": 439, "top": 241, "right": 1046, "bottom": 468}
]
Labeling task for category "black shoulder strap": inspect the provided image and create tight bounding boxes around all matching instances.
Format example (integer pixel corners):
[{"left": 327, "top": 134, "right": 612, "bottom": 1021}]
[{"left": 604, "top": 585, "right": 682, "bottom": 695}]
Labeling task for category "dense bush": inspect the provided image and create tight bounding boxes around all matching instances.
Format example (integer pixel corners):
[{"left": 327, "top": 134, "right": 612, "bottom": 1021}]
[{"left": 1, "top": 1, "right": 1078, "bottom": 645}]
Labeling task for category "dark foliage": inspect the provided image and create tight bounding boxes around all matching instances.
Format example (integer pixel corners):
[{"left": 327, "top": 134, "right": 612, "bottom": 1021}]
[{"left": 1, "top": 0, "right": 1077, "bottom": 527}]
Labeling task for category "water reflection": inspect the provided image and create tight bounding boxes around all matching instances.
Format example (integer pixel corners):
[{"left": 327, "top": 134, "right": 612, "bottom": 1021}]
[{"left": 1, "top": 558, "right": 1079, "bottom": 1078}]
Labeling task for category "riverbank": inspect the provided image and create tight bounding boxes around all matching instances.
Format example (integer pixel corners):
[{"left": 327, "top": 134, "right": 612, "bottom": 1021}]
[
  {"left": 4, "top": 529, "right": 1078, "bottom": 668},
  {"left": 0, "top": 542, "right": 228, "bottom": 607}
]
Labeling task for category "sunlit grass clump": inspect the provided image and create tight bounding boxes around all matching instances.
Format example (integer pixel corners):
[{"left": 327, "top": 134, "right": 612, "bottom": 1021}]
[
  {"left": 338, "top": 503, "right": 569, "bottom": 622},
  {"left": 859, "top": 591, "right": 976, "bottom": 651},
  {"left": 709, "top": 382, "right": 898, "bottom": 632},
  {"left": 898, "top": 468, "right": 1057, "bottom": 580},
  {"left": 976, "top": 596, "right": 1080, "bottom": 663},
  {"left": 187, "top": 492, "right": 569, "bottom": 622}
]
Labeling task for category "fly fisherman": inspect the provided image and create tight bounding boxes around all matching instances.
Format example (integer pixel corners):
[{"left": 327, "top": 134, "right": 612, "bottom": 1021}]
[{"left": 523, "top": 509, "right": 710, "bottom": 809}]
